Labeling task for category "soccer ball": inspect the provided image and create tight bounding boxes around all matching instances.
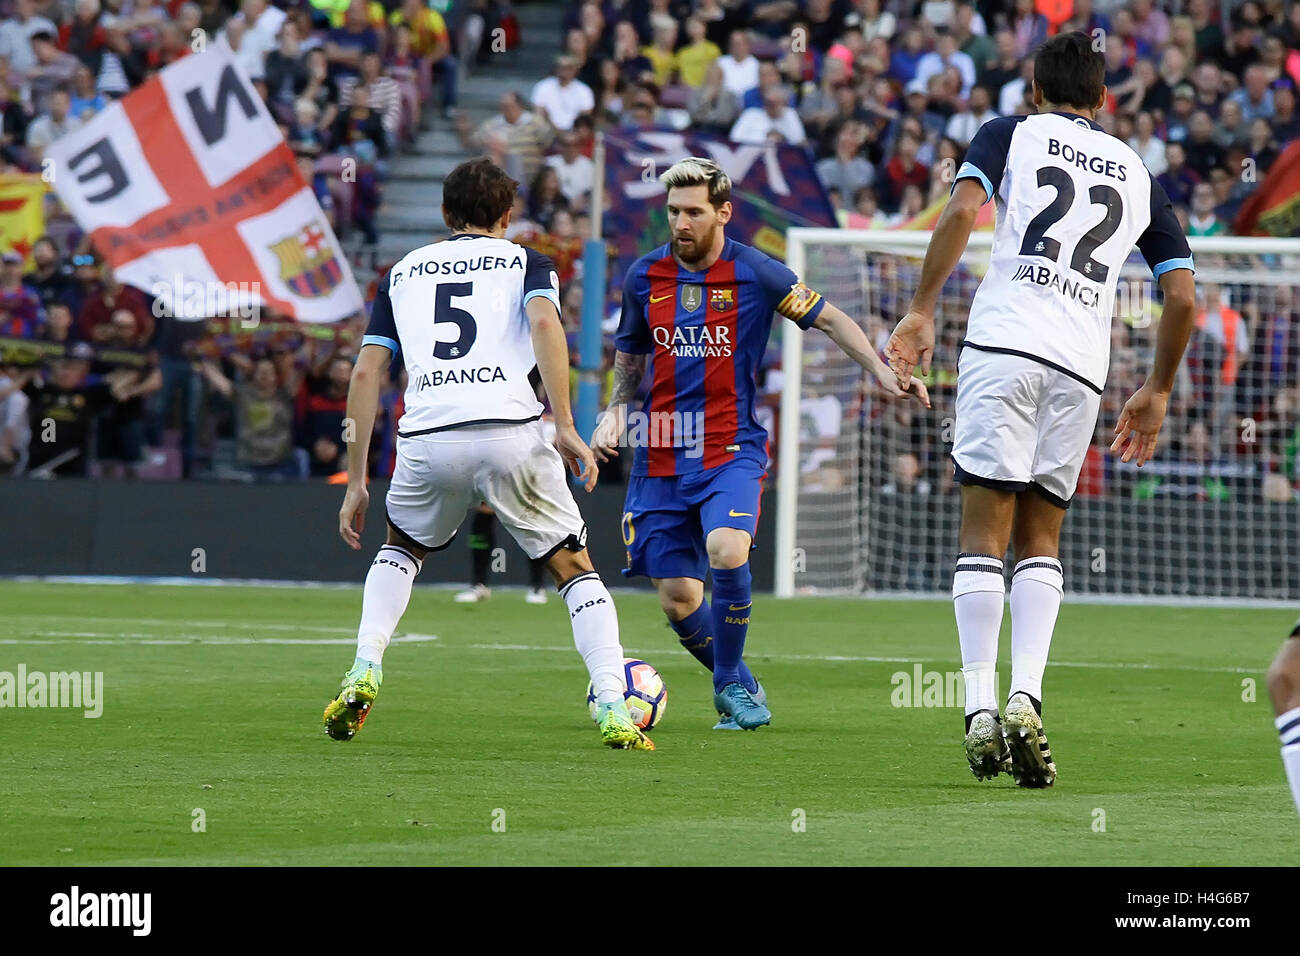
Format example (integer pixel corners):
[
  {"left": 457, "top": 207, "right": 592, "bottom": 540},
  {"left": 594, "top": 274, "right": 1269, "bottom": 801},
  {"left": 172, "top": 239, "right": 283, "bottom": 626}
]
[{"left": 586, "top": 658, "right": 667, "bottom": 730}]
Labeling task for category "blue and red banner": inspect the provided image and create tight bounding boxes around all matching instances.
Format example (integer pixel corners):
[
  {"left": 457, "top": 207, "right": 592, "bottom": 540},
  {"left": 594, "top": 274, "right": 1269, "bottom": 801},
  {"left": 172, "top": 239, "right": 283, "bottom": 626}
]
[{"left": 602, "top": 131, "right": 836, "bottom": 288}]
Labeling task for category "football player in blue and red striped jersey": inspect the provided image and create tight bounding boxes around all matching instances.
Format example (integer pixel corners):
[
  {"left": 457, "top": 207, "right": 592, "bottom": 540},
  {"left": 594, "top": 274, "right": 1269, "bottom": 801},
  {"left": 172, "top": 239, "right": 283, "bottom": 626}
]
[{"left": 592, "top": 157, "right": 928, "bottom": 730}]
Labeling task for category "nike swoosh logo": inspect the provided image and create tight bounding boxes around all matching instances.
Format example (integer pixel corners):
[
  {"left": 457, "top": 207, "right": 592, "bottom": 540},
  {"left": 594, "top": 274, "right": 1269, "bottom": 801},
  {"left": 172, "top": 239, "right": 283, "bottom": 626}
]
[
  {"left": 649, "top": 293, "right": 672, "bottom": 303},
  {"left": 728, "top": 510, "right": 753, "bottom": 517},
  {"left": 728, "top": 604, "right": 752, "bottom": 611}
]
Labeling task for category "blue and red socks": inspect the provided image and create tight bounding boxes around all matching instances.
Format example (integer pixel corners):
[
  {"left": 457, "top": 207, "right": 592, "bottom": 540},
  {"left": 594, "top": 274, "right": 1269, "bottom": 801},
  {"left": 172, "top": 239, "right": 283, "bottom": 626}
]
[
  {"left": 669, "top": 600, "right": 714, "bottom": 667},
  {"left": 668, "top": 595, "right": 758, "bottom": 694},
  {"left": 709, "top": 563, "right": 753, "bottom": 693}
]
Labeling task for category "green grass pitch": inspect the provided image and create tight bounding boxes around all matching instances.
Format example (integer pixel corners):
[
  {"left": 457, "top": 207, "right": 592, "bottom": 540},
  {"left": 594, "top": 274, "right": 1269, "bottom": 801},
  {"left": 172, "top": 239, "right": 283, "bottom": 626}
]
[{"left": 1, "top": 581, "right": 1295, "bottom": 865}]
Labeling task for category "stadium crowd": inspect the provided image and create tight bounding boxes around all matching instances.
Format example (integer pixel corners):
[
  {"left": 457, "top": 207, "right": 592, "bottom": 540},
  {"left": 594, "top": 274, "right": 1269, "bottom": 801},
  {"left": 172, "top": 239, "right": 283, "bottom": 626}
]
[
  {"left": 0, "top": 0, "right": 1297, "bottom": 500},
  {"left": 851, "top": 266, "right": 1300, "bottom": 504},
  {"left": 0, "top": 0, "right": 497, "bottom": 479},
  {"left": 506, "top": 0, "right": 1299, "bottom": 501}
]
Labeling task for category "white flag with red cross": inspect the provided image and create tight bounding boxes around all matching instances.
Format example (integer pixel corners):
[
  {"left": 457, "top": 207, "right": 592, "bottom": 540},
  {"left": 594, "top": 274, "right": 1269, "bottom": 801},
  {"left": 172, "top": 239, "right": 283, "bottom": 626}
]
[{"left": 45, "top": 45, "right": 364, "bottom": 323}]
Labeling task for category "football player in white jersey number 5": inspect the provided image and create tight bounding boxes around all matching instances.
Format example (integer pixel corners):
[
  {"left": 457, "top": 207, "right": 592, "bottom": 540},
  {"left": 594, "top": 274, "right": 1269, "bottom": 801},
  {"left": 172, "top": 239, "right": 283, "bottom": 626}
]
[
  {"left": 324, "top": 158, "right": 653, "bottom": 750},
  {"left": 887, "top": 33, "right": 1197, "bottom": 787}
]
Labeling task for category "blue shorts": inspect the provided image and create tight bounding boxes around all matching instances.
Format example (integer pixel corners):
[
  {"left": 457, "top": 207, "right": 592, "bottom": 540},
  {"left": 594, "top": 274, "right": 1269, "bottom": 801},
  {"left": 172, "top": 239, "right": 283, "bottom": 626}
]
[{"left": 620, "top": 459, "right": 766, "bottom": 581}]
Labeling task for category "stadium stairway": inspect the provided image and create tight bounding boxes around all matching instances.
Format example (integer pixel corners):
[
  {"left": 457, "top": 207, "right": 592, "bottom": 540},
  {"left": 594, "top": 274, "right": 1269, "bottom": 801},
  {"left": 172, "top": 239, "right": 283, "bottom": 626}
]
[{"left": 365, "top": 0, "right": 562, "bottom": 282}]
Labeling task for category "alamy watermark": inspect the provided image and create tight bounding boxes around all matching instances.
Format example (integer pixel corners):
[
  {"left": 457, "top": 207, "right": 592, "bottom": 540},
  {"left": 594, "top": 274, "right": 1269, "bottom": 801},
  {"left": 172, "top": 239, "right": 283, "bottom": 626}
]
[
  {"left": 0, "top": 665, "right": 103, "bottom": 717},
  {"left": 150, "top": 274, "right": 262, "bottom": 326},
  {"left": 602, "top": 403, "right": 706, "bottom": 459},
  {"left": 50, "top": 886, "right": 150, "bottom": 936},
  {"left": 891, "top": 664, "right": 998, "bottom": 709}
]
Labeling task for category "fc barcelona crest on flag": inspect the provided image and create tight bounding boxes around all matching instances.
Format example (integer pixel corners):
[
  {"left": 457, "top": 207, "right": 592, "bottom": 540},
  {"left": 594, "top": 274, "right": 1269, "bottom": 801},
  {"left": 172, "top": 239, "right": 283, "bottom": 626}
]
[
  {"left": 681, "top": 283, "right": 702, "bottom": 311},
  {"left": 711, "top": 288, "right": 733, "bottom": 312},
  {"left": 271, "top": 222, "right": 344, "bottom": 298}
]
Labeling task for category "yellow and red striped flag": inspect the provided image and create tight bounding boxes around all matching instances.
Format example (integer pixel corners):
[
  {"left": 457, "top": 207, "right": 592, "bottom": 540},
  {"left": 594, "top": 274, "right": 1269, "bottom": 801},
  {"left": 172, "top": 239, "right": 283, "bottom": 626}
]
[
  {"left": 1234, "top": 140, "right": 1300, "bottom": 237},
  {"left": 0, "top": 174, "right": 48, "bottom": 268},
  {"left": 895, "top": 193, "right": 997, "bottom": 231}
]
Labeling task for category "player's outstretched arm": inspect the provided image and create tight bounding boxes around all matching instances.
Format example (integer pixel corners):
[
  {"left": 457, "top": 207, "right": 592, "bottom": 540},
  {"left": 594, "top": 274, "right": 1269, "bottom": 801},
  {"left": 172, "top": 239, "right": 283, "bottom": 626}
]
[
  {"left": 338, "top": 343, "right": 387, "bottom": 549},
  {"left": 1110, "top": 268, "right": 1196, "bottom": 467},
  {"left": 590, "top": 350, "right": 647, "bottom": 462},
  {"left": 812, "top": 302, "right": 931, "bottom": 407},
  {"left": 527, "top": 296, "right": 598, "bottom": 492},
  {"left": 887, "top": 178, "right": 986, "bottom": 384}
]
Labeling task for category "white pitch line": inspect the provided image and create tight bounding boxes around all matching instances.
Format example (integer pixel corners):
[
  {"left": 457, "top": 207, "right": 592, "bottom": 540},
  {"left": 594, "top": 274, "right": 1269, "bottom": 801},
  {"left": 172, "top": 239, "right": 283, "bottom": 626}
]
[
  {"left": 0, "top": 633, "right": 439, "bottom": 646},
  {"left": 11, "top": 576, "right": 1295, "bottom": 609},
  {"left": 3, "top": 615, "right": 356, "bottom": 633}
]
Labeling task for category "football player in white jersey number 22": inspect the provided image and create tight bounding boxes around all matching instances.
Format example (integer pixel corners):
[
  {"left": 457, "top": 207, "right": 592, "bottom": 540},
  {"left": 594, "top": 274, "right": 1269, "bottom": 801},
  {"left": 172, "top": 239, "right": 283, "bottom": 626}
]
[
  {"left": 324, "top": 158, "right": 654, "bottom": 750},
  {"left": 887, "top": 33, "right": 1198, "bottom": 787}
]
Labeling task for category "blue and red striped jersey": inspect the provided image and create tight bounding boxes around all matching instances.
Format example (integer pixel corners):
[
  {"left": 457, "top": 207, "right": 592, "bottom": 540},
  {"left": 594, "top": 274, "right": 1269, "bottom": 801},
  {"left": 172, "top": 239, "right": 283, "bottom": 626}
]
[{"left": 615, "top": 237, "right": 826, "bottom": 477}]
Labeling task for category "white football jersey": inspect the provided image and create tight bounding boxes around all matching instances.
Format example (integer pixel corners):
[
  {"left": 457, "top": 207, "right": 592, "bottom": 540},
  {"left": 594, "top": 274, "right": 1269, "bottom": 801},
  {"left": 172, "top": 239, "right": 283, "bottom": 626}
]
[
  {"left": 954, "top": 111, "right": 1193, "bottom": 392},
  {"left": 363, "top": 234, "right": 560, "bottom": 436}
]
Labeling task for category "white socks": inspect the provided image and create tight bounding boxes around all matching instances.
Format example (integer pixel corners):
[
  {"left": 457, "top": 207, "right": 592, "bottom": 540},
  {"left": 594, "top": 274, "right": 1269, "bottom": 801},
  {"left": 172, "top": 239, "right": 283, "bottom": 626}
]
[
  {"left": 953, "top": 554, "right": 1005, "bottom": 716},
  {"left": 955, "top": 553, "right": 1065, "bottom": 716},
  {"left": 1277, "top": 707, "right": 1300, "bottom": 818},
  {"left": 355, "top": 545, "right": 422, "bottom": 665},
  {"left": 1009, "top": 556, "right": 1063, "bottom": 704},
  {"left": 353, "top": 552, "right": 626, "bottom": 708},
  {"left": 559, "top": 571, "right": 625, "bottom": 705}
]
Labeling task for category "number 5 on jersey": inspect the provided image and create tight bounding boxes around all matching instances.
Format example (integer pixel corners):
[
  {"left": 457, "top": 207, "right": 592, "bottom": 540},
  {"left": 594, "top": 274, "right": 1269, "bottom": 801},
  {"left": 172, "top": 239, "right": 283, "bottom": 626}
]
[{"left": 434, "top": 281, "right": 477, "bottom": 359}]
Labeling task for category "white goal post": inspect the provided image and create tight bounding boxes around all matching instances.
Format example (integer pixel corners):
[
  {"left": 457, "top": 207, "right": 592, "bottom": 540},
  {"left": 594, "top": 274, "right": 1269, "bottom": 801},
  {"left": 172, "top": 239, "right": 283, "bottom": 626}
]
[{"left": 776, "top": 230, "right": 1300, "bottom": 602}]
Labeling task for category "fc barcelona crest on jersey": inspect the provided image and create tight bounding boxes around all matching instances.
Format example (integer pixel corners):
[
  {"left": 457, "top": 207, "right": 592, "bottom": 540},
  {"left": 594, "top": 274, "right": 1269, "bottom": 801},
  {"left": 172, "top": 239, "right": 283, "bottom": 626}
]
[
  {"left": 711, "top": 288, "right": 733, "bottom": 312},
  {"left": 270, "top": 222, "right": 344, "bottom": 298},
  {"left": 681, "top": 283, "right": 702, "bottom": 311}
]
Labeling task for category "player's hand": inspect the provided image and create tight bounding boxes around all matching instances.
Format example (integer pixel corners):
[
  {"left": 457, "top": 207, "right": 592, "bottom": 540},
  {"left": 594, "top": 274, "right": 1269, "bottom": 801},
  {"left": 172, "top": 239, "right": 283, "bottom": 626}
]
[
  {"left": 903, "top": 375, "right": 931, "bottom": 408},
  {"left": 1109, "top": 384, "right": 1169, "bottom": 467},
  {"left": 556, "top": 424, "right": 599, "bottom": 492},
  {"left": 339, "top": 482, "right": 369, "bottom": 550},
  {"left": 865, "top": 354, "right": 906, "bottom": 398},
  {"left": 886, "top": 310, "right": 935, "bottom": 387},
  {"left": 590, "top": 405, "right": 625, "bottom": 463}
]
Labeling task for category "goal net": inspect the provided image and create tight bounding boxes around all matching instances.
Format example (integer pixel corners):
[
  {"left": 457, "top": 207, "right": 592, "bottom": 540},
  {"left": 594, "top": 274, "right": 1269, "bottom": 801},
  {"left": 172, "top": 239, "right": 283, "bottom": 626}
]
[{"left": 775, "top": 230, "right": 1300, "bottom": 603}]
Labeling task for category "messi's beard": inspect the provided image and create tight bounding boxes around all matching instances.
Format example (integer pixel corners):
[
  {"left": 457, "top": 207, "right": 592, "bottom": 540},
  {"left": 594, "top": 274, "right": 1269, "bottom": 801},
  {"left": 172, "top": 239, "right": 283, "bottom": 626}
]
[{"left": 672, "top": 222, "right": 718, "bottom": 267}]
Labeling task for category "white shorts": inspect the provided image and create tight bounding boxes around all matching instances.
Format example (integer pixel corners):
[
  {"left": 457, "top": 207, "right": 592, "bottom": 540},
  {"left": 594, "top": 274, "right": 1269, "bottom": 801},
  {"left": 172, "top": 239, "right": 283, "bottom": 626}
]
[
  {"left": 385, "top": 420, "right": 587, "bottom": 559},
  {"left": 951, "top": 345, "right": 1101, "bottom": 507}
]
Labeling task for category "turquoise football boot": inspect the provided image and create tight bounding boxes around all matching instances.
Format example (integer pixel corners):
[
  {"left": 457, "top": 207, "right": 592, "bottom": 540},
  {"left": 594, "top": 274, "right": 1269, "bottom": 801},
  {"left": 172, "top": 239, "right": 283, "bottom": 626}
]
[
  {"left": 712, "top": 681, "right": 771, "bottom": 731},
  {"left": 714, "top": 679, "right": 766, "bottom": 730}
]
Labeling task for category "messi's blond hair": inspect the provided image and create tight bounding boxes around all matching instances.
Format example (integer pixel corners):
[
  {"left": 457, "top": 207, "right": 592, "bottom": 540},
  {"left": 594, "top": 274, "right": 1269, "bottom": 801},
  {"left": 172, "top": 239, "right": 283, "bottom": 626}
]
[{"left": 659, "top": 158, "right": 732, "bottom": 207}]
